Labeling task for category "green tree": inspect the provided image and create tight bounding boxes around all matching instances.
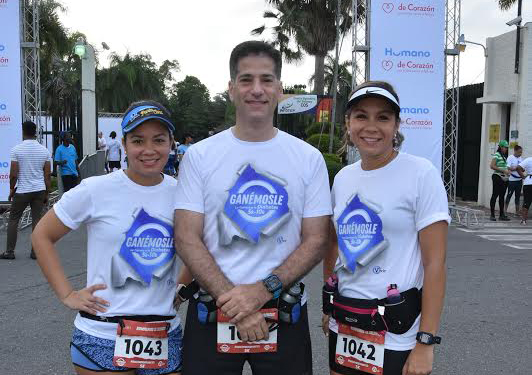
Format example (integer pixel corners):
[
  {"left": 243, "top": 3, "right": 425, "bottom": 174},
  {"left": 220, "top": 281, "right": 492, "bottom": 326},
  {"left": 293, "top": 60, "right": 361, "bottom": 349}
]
[
  {"left": 96, "top": 53, "right": 168, "bottom": 113},
  {"left": 169, "top": 76, "right": 211, "bottom": 139},
  {"left": 256, "top": 0, "right": 353, "bottom": 95}
]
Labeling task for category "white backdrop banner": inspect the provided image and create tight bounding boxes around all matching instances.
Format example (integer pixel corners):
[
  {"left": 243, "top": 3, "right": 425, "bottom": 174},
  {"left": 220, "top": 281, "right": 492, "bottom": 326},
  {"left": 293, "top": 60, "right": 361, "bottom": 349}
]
[
  {"left": 0, "top": 0, "right": 22, "bottom": 200},
  {"left": 369, "top": 0, "right": 446, "bottom": 171}
]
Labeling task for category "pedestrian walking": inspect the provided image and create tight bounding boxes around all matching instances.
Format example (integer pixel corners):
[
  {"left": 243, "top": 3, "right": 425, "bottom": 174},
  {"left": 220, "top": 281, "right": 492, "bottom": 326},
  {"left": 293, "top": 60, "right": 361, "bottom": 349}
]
[
  {"left": 107, "top": 131, "right": 122, "bottom": 171},
  {"left": 489, "top": 140, "right": 511, "bottom": 221},
  {"left": 323, "top": 81, "right": 450, "bottom": 375},
  {"left": 176, "top": 134, "right": 192, "bottom": 164},
  {"left": 32, "top": 100, "right": 183, "bottom": 374},
  {"left": 0, "top": 121, "right": 51, "bottom": 260},
  {"left": 97, "top": 131, "right": 109, "bottom": 173},
  {"left": 54, "top": 132, "right": 80, "bottom": 192},
  {"left": 517, "top": 156, "right": 532, "bottom": 225},
  {"left": 505, "top": 145, "right": 523, "bottom": 214},
  {"left": 174, "top": 41, "right": 332, "bottom": 375}
]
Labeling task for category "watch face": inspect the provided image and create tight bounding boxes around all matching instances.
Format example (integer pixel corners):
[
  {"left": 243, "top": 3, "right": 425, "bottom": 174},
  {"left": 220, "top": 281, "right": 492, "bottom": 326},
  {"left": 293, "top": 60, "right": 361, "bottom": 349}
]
[
  {"left": 265, "top": 275, "right": 282, "bottom": 292},
  {"left": 420, "top": 333, "right": 431, "bottom": 343}
]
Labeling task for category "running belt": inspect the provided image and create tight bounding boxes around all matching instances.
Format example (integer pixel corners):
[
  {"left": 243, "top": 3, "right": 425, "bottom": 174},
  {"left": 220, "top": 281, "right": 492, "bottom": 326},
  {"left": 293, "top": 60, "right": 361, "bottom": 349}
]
[{"left": 79, "top": 311, "right": 175, "bottom": 323}]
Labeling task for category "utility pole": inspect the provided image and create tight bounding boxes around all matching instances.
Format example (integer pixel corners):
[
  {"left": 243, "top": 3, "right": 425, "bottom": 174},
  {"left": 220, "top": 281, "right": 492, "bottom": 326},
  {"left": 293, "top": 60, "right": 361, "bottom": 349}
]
[
  {"left": 328, "top": 0, "right": 342, "bottom": 154},
  {"left": 514, "top": 0, "right": 523, "bottom": 74}
]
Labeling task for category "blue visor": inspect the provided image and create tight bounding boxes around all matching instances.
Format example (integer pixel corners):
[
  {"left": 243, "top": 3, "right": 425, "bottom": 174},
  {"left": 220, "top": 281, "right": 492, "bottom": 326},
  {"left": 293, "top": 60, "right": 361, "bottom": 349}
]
[{"left": 121, "top": 105, "right": 175, "bottom": 134}]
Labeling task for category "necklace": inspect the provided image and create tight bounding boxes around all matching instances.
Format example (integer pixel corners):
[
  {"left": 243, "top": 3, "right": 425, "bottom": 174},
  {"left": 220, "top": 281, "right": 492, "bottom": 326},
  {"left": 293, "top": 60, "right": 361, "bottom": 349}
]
[{"left": 362, "top": 149, "right": 397, "bottom": 171}]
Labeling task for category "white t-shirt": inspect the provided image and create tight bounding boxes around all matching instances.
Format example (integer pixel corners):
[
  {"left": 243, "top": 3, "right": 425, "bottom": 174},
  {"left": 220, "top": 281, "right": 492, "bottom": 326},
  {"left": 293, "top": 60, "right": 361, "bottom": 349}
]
[
  {"left": 10, "top": 140, "right": 51, "bottom": 193},
  {"left": 54, "top": 171, "right": 181, "bottom": 340},
  {"left": 174, "top": 128, "right": 332, "bottom": 291},
  {"left": 519, "top": 157, "right": 532, "bottom": 185},
  {"left": 330, "top": 153, "right": 450, "bottom": 351},
  {"left": 107, "top": 139, "right": 122, "bottom": 161},
  {"left": 507, "top": 154, "right": 523, "bottom": 181},
  {"left": 98, "top": 136, "right": 107, "bottom": 151}
]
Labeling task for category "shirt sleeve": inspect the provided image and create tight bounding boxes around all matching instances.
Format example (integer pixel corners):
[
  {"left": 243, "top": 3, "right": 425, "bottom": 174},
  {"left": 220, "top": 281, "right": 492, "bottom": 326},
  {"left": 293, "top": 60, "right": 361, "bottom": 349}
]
[
  {"left": 174, "top": 148, "right": 205, "bottom": 213},
  {"left": 303, "top": 152, "right": 333, "bottom": 218},
  {"left": 53, "top": 180, "right": 94, "bottom": 229},
  {"left": 54, "top": 147, "right": 60, "bottom": 161},
  {"left": 10, "top": 147, "right": 17, "bottom": 162},
  {"left": 415, "top": 164, "right": 451, "bottom": 231}
]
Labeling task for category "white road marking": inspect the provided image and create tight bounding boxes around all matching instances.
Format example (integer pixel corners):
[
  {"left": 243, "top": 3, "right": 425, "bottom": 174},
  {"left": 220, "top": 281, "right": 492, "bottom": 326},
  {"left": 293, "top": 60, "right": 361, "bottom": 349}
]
[
  {"left": 457, "top": 228, "right": 530, "bottom": 234},
  {"left": 505, "top": 243, "right": 532, "bottom": 249},
  {"left": 479, "top": 235, "right": 532, "bottom": 241}
]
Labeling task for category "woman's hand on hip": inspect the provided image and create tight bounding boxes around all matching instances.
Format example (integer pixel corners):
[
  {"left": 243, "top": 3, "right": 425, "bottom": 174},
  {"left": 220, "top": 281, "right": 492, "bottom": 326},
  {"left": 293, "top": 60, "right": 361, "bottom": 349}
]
[{"left": 61, "top": 284, "right": 110, "bottom": 315}]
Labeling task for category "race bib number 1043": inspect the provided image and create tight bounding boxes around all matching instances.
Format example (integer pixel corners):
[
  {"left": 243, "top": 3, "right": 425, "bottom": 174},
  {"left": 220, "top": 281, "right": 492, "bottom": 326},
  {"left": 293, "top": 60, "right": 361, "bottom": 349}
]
[{"left": 113, "top": 320, "right": 169, "bottom": 369}]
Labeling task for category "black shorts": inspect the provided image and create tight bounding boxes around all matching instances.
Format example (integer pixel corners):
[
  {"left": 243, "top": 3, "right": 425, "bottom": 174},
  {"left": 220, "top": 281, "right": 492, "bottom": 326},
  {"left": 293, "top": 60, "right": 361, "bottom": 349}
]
[
  {"left": 329, "top": 330, "right": 410, "bottom": 375},
  {"left": 108, "top": 161, "right": 121, "bottom": 169},
  {"left": 182, "top": 298, "right": 313, "bottom": 375}
]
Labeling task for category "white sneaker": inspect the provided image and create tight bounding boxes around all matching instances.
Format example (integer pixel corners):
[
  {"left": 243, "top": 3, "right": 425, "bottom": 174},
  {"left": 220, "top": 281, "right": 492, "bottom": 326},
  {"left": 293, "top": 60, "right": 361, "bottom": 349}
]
[{"left": 520, "top": 220, "right": 527, "bottom": 225}]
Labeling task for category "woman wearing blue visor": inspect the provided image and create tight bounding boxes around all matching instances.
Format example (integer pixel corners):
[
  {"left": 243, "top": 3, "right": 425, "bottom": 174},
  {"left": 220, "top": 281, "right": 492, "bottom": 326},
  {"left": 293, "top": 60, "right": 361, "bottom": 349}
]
[
  {"left": 32, "top": 100, "right": 183, "bottom": 375},
  {"left": 322, "top": 81, "right": 449, "bottom": 375}
]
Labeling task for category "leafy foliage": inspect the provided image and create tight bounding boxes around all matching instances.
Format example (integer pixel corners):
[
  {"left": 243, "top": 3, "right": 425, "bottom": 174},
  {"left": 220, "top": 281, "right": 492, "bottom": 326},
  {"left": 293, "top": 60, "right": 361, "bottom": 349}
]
[
  {"left": 498, "top": 0, "right": 518, "bottom": 11},
  {"left": 306, "top": 133, "right": 341, "bottom": 154},
  {"left": 322, "top": 153, "right": 343, "bottom": 186}
]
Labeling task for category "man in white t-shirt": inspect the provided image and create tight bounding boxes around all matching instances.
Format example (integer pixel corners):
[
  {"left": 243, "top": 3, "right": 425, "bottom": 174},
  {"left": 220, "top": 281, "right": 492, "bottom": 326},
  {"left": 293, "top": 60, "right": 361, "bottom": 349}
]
[
  {"left": 106, "top": 131, "right": 122, "bottom": 171},
  {"left": 505, "top": 145, "right": 523, "bottom": 213},
  {"left": 1, "top": 121, "right": 51, "bottom": 260},
  {"left": 174, "top": 41, "right": 332, "bottom": 375},
  {"left": 97, "top": 132, "right": 109, "bottom": 173}
]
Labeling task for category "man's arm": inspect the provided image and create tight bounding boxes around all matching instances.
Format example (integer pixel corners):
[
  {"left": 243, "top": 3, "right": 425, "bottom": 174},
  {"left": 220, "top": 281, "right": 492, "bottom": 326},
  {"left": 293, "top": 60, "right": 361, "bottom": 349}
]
[
  {"left": 43, "top": 161, "right": 51, "bottom": 203},
  {"left": 218, "top": 215, "right": 330, "bottom": 323},
  {"left": 174, "top": 209, "right": 234, "bottom": 299},
  {"left": 8, "top": 161, "right": 18, "bottom": 201}
]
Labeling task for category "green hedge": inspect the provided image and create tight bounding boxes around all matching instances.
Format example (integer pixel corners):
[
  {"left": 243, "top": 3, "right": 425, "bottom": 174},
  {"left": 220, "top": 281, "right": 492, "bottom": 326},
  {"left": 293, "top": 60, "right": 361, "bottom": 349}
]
[
  {"left": 306, "top": 134, "right": 342, "bottom": 154},
  {"left": 305, "top": 122, "right": 343, "bottom": 137},
  {"left": 323, "top": 153, "right": 343, "bottom": 186}
]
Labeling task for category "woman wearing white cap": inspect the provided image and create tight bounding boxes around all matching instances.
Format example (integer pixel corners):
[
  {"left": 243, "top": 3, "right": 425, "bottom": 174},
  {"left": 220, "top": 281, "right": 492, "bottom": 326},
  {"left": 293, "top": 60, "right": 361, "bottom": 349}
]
[
  {"left": 322, "top": 81, "right": 450, "bottom": 375},
  {"left": 32, "top": 100, "right": 183, "bottom": 374}
]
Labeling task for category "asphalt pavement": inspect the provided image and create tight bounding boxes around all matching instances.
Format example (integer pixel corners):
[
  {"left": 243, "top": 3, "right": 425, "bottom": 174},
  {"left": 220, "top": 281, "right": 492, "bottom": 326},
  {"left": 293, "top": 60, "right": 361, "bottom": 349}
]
[{"left": 0, "top": 223, "right": 531, "bottom": 374}]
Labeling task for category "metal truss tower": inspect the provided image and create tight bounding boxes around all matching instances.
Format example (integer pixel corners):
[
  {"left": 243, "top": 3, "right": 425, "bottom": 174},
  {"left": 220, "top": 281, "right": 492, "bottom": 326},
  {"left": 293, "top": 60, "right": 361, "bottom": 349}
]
[
  {"left": 442, "top": 0, "right": 461, "bottom": 203},
  {"left": 350, "top": 0, "right": 461, "bottom": 202},
  {"left": 20, "top": 0, "right": 42, "bottom": 141}
]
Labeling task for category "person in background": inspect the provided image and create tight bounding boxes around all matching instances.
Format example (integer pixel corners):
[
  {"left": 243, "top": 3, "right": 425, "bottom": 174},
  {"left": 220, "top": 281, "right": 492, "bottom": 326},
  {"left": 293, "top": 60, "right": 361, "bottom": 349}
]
[
  {"left": 505, "top": 145, "right": 523, "bottom": 215},
  {"left": 97, "top": 131, "right": 109, "bottom": 173},
  {"left": 176, "top": 134, "right": 193, "bottom": 161},
  {"left": 107, "top": 131, "right": 122, "bottom": 172},
  {"left": 54, "top": 132, "right": 80, "bottom": 193},
  {"left": 0, "top": 121, "right": 51, "bottom": 260},
  {"left": 489, "top": 140, "right": 511, "bottom": 221},
  {"left": 164, "top": 141, "right": 177, "bottom": 176},
  {"left": 517, "top": 156, "right": 532, "bottom": 225}
]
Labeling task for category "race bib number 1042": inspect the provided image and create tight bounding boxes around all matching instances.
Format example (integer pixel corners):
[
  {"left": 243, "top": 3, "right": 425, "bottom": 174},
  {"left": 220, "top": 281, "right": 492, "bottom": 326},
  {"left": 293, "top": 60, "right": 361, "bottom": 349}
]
[{"left": 335, "top": 323, "right": 385, "bottom": 375}]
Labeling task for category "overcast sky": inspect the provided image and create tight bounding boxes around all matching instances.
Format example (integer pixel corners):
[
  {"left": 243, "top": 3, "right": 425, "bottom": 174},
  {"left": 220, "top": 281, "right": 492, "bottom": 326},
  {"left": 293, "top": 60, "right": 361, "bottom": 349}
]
[{"left": 58, "top": 0, "right": 532, "bottom": 97}]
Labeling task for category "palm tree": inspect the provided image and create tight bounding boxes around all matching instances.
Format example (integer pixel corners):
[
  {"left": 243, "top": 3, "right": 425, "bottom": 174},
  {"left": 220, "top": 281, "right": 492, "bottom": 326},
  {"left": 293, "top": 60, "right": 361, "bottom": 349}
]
[
  {"left": 251, "top": 2, "right": 304, "bottom": 64},
  {"left": 256, "top": 0, "right": 353, "bottom": 95},
  {"left": 96, "top": 53, "right": 168, "bottom": 112},
  {"left": 498, "top": 0, "right": 518, "bottom": 10},
  {"left": 309, "top": 55, "right": 352, "bottom": 96}
]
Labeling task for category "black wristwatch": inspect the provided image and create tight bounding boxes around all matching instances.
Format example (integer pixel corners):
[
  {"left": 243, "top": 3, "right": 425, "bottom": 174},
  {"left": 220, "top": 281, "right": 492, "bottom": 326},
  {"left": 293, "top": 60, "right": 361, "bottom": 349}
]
[
  {"left": 416, "top": 332, "right": 441, "bottom": 345},
  {"left": 262, "top": 274, "right": 283, "bottom": 299}
]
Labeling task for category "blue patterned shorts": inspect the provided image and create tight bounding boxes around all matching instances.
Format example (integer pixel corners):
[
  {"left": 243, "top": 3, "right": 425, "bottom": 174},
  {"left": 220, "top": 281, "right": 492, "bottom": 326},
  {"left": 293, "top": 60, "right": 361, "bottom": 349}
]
[{"left": 71, "top": 326, "right": 182, "bottom": 374}]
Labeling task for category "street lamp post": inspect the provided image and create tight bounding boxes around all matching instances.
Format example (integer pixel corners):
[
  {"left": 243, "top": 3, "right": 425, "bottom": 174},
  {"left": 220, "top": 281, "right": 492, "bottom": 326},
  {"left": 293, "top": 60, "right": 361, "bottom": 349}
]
[{"left": 73, "top": 39, "right": 97, "bottom": 156}]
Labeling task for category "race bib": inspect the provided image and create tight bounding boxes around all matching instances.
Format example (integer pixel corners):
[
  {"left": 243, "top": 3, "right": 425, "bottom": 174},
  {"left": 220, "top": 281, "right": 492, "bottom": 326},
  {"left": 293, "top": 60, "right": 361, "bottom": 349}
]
[
  {"left": 217, "top": 309, "right": 278, "bottom": 353},
  {"left": 113, "top": 320, "right": 169, "bottom": 369},
  {"left": 335, "top": 323, "right": 385, "bottom": 375}
]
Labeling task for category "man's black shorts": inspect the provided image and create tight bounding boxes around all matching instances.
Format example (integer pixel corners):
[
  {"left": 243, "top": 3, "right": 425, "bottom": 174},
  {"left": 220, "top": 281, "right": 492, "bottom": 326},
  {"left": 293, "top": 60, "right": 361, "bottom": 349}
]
[
  {"left": 182, "top": 298, "right": 313, "bottom": 375},
  {"left": 108, "top": 161, "right": 121, "bottom": 170},
  {"left": 328, "top": 330, "right": 410, "bottom": 375}
]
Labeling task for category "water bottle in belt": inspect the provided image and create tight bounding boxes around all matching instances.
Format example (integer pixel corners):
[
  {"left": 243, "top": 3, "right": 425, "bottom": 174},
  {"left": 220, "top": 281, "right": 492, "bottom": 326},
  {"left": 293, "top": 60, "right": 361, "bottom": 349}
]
[{"left": 279, "top": 283, "right": 302, "bottom": 324}]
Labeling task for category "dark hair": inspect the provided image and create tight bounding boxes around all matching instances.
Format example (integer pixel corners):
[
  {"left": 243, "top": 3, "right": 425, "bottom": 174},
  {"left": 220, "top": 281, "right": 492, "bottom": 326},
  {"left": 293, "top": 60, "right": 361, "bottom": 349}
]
[
  {"left": 22, "top": 121, "right": 37, "bottom": 137},
  {"left": 110, "top": 131, "right": 117, "bottom": 139},
  {"left": 514, "top": 145, "right": 522, "bottom": 151},
  {"left": 229, "top": 41, "right": 282, "bottom": 80},
  {"left": 340, "top": 81, "right": 404, "bottom": 154},
  {"left": 496, "top": 146, "right": 508, "bottom": 157}
]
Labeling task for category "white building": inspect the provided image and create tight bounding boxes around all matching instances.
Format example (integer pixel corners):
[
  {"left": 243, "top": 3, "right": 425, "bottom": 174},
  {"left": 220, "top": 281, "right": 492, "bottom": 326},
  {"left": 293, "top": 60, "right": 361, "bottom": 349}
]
[{"left": 477, "top": 23, "right": 532, "bottom": 212}]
